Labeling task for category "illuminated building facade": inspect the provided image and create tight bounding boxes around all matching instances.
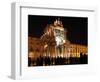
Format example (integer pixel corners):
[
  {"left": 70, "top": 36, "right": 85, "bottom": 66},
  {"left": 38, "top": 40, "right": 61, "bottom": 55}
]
[{"left": 28, "top": 18, "right": 88, "bottom": 66}]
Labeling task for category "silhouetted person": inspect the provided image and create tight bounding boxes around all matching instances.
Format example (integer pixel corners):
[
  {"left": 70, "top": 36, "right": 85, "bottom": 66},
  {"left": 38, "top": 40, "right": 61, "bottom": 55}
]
[
  {"left": 40, "top": 56, "right": 44, "bottom": 66},
  {"left": 51, "top": 57, "right": 53, "bottom": 65},
  {"left": 36, "top": 58, "right": 39, "bottom": 66},
  {"left": 28, "top": 57, "right": 31, "bottom": 66},
  {"left": 55, "top": 57, "right": 57, "bottom": 65},
  {"left": 45, "top": 56, "right": 48, "bottom": 65}
]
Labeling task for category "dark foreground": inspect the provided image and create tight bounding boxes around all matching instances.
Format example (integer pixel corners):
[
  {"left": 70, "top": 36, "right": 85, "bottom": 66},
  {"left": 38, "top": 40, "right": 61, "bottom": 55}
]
[{"left": 28, "top": 54, "right": 88, "bottom": 66}]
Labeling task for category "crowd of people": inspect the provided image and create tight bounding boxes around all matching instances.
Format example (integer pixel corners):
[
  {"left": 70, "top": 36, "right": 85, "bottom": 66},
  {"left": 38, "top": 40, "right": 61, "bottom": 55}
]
[{"left": 28, "top": 53, "right": 88, "bottom": 66}]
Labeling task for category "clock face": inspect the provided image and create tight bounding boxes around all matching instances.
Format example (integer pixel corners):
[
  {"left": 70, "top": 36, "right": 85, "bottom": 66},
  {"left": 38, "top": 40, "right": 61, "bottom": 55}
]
[
  {"left": 55, "top": 36, "right": 63, "bottom": 46},
  {"left": 54, "top": 29, "right": 65, "bottom": 46}
]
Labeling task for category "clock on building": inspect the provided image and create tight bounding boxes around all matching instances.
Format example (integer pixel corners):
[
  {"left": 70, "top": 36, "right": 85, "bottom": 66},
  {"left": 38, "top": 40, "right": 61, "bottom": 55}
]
[{"left": 54, "top": 28, "right": 65, "bottom": 46}]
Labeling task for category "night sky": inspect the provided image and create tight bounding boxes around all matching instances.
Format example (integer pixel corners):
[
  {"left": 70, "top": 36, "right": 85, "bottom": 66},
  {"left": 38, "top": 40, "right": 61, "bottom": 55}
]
[{"left": 28, "top": 15, "right": 88, "bottom": 46}]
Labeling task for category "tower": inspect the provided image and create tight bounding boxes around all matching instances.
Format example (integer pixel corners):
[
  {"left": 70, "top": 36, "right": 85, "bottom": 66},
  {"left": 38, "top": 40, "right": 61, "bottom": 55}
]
[{"left": 41, "top": 18, "right": 68, "bottom": 58}]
